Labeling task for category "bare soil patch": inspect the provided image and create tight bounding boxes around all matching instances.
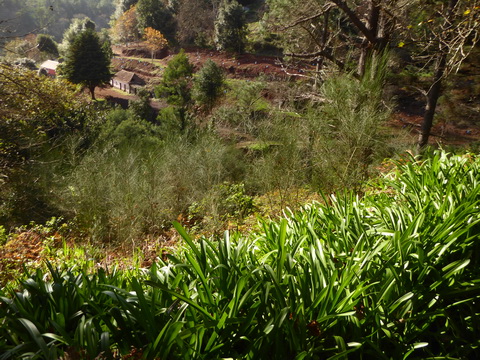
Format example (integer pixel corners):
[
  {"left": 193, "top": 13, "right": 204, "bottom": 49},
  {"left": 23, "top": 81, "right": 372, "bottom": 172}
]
[{"left": 104, "top": 45, "right": 480, "bottom": 148}]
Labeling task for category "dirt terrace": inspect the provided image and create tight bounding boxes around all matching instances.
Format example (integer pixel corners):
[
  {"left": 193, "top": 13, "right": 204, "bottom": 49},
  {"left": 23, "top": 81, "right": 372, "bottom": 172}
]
[
  {"left": 111, "top": 45, "right": 312, "bottom": 80},
  {"left": 102, "top": 45, "right": 480, "bottom": 148}
]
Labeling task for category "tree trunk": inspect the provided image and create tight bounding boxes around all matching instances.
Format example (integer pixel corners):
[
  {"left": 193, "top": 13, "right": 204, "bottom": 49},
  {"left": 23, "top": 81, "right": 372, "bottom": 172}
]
[
  {"left": 418, "top": 53, "right": 447, "bottom": 149},
  {"left": 358, "top": 0, "right": 380, "bottom": 76},
  {"left": 89, "top": 85, "right": 96, "bottom": 100},
  {"left": 418, "top": 0, "right": 458, "bottom": 149}
]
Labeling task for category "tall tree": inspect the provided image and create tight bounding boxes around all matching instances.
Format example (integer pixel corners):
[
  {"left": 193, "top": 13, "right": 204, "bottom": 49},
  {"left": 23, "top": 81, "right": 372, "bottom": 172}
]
[
  {"left": 60, "top": 29, "right": 112, "bottom": 100},
  {"left": 144, "top": 26, "right": 168, "bottom": 61},
  {"left": 214, "top": 0, "right": 247, "bottom": 53},
  {"left": 136, "top": 0, "right": 176, "bottom": 42},
  {"left": 266, "top": 0, "right": 396, "bottom": 76},
  {"left": 155, "top": 49, "right": 194, "bottom": 130},
  {"left": 111, "top": 4, "right": 141, "bottom": 44},
  {"left": 193, "top": 59, "right": 225, "bottom": 110},
  {"left": 405, "top": 0, "right": 479, "bottom": 148},
  {"left": 155, "top": 49, "right": 193, "bottom": 106},
  {"left": 60, "top": 17, "right": 96, "bottom": 54},
  {"left": 267, "top": 0, "right": 479, "bottom": 147},
  {"left": 176, "top": 0, "right": 217, "bottom": 46}
]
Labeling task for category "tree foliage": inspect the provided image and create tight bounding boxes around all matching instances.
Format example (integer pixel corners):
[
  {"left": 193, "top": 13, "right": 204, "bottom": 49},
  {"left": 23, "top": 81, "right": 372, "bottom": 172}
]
[
  {"left": 113, "top": 0, "right": 139, "bottom": 20},
  {"left": 111, "top": 4, "right": 141, "bottom": 44},
  {"left": 266, "top": 0, "right": 479, "bottom": 147},
  {"left": 193, "top": 59, "right": 225, "bottom": 109},
  {"left": 144, "top": 26, "right": 168, "bottom": 60},
  {"left": 60, "top": 17, "right": 96, "bottom": 54},
  {"left": 136, "top": 0, "right": 176, "bottom": 43},
  {"left": 155, "top": 49, "right": 193, "bottom": 106},
  {"left": 400, "top": 0, "right": 480, "bottom": 147},
  {"left": 60, "top": 29, "right": 112, "bottom": 100},
  {"left": 36, "top": 34, "right": 59, "bottom": 58},
  {"left": 0, "top": 0, "right": 115, "bottom": 41},
  {"left": 155, "top": 49, "right": 194, "bottom": 133},
  {"left": 0, "top": 63, "right": 92, "bottom": 226},
  {"left": 214, "top": 0, "right": 247, "bottom": 53},
  {"left": 129, "top": 88, "right": 154, "bottom": 121},
  {"left": 176, "top": 0, "right": 217, "bottom": 46}
]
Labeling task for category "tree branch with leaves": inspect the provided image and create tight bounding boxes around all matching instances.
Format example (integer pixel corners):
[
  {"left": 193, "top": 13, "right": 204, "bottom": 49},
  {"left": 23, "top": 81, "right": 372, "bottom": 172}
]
[{"left": 144, "top": 27, "right": 168, "bottom": 61}]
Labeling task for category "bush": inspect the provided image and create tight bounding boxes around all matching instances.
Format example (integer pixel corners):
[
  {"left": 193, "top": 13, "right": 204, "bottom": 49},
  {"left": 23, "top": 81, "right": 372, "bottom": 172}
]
[
  {"left": 305, "top": 54, "right": 392, "bottom": 192},
  {"left": 97, "top": 108, "right": 163, "bottom": 148},
  {"left": 188, "top": 182, "right": 255, "bottom": 232},
  {"left": 193, "top": 59, "right": 225, "bottom": 110},
  {"left": 128, "top": 88, "right": 154, "bottom": 122},
  {"left": 52, "top": 129, "right": 243, "bottom": 243},
  {"left": 154, "top": 49, "right": 193, "bottom": 106}
]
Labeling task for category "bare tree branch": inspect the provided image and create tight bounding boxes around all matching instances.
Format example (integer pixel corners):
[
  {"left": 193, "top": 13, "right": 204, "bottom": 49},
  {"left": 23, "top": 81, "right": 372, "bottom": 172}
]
[{"left": 279, "top": 4, "right": 333, "bottom": 31}]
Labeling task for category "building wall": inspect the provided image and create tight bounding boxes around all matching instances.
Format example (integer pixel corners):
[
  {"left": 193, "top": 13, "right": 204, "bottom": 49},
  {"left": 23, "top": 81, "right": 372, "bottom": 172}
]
[{"left": 112, "top": 79, "right": 131, "bottom": 93}]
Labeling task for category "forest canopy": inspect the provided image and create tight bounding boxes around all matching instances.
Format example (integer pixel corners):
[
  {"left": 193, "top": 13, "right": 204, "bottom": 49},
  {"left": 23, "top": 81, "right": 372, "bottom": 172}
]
[{"left": 0, "top": 0, "right": 115, "bottom": 42}]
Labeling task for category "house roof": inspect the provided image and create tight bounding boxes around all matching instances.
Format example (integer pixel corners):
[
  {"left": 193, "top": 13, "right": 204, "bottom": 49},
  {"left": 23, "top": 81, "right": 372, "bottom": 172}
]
[
  {"left": 113, "top": 70, "right": 141, "bottom": 84},
  {"left": 39, "top": 60, "right": 59, "bottom": 70}
]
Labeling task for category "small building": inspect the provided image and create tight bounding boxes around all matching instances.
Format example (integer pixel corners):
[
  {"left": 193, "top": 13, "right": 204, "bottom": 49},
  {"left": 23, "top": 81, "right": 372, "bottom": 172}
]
[
  {"left": 111, "top": 70, "right": 145, "bottom": 94},
  {"left": 38, "top": 60, "right": 60, "bottom": 77}
]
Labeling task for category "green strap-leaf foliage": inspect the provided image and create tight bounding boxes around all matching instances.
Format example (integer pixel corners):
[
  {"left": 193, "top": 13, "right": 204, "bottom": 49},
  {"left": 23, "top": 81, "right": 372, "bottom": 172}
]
[{"left": 1, "top": 150, "right": 479, "bottom": 359}]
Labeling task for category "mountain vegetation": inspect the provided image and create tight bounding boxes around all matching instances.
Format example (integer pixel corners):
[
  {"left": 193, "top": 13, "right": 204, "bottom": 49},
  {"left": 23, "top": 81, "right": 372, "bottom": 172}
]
[
  {"left": 59, "top": 28, "right": 112, "bottom": 99},
  {"left": 0, "top": 0, "right": 479, "bottom": 358}
]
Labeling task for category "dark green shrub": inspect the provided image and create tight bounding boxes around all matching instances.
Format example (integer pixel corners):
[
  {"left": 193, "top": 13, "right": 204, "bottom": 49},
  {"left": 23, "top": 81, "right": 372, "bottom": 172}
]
[
  {"left": 154, "top": 49, "right": 194, "bottom": 107},
  {"left": 37, "top": 34, "right": 59, "bottom": 58},
  {"left": 128, "top": 88, "right": 154, "bottom": 122},
  {"left": 193, "top": 59, "right": 225, "bottom": 109},
  {"left": 214, "top": 0, "right": 247, "bottom": 53}
]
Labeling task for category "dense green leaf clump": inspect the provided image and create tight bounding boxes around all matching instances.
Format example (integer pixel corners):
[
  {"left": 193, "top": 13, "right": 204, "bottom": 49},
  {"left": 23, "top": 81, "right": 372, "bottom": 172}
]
[
  {"left": 193, "top": 59, "right": 225, "bottom": 109},
  {"left": 0, "top": 64, "right": 97, "bottom": 227},
  {"left": 214, "top": 0, "right": 247, "bottom": 53},
  {"left": 155, "top": 49, "right": 194, "bottom": 107},
  {"left": 59, "top": 29, "right": 112, "bottom": 100},
  {"left": 1, "top": 150, "right": 479, "bottom": 358}
]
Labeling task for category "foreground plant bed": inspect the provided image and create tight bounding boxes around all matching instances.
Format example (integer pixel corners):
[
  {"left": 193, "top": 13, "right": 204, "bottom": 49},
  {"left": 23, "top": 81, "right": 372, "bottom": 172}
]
[{"left": 1, "top": 151, "right": 479, "bottom": 359}]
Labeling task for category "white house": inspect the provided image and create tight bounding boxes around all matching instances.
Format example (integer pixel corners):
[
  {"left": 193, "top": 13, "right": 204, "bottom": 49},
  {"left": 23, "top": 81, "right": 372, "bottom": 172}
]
[{"left": 111, "top": 70, "right": 145, "bottom": 94}]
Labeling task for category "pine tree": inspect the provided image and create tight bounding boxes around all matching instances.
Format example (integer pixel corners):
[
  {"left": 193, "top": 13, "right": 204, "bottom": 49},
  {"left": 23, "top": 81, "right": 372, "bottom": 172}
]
[
  {"left": 193, "top": 59, "right": 225, "bottom": 110},
  {"left": 214, "top": 0, "right": 246, "bottom": 53},
  {"left": 60, "top": 29, "right": 111, "bottom": 100},
  {"left": 155, "top": 49, "right": 194, "bottom": 132},
  {"left": 155, "top": 49, "right": 193, "bottom": 106}
]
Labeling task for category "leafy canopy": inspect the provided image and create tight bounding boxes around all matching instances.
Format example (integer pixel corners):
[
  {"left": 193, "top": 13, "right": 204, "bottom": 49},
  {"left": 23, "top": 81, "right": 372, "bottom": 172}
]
[
  {"left": 60, "top": 29, "right": 112, "bottom": 100},
  {"left": 136, "top": 0, "right": 176, "bottom": 42},
  {"left": 214, "top": 0, "right": 247, "bottom": 53},
  {"left": 155, "top": 49, "right": 193, "bottom": 106},
  {"left": 144, "top": 27, "right": 168, "bottom": 59},
  {"left": 193, "top": 59, "right": 225, "bottom": 109}
]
